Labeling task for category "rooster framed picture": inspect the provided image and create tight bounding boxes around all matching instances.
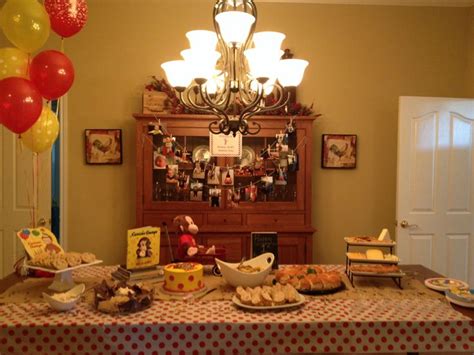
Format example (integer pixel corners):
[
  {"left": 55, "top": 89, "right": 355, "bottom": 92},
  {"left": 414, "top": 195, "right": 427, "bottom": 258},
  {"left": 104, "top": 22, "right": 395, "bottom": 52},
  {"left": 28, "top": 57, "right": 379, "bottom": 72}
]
[
  {"left": 321, "top": 134, "right": 357, "bottom": 169},
  {"left": 85, "top": 129, "right": 123, "bottom": 165}
]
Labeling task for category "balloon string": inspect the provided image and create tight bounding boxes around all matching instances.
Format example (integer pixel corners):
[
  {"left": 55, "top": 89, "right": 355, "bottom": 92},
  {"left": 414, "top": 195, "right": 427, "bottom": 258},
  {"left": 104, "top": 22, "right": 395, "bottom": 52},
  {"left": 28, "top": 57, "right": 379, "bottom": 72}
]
[
  {"left": 26, "top": 54, "right": 31, "bottom": 78},
  {"left": 60, "top": 38, "right": 65, "bottom": 53},
  {"left": 19, "top": 138, "right": 35, "bottom": 227}
]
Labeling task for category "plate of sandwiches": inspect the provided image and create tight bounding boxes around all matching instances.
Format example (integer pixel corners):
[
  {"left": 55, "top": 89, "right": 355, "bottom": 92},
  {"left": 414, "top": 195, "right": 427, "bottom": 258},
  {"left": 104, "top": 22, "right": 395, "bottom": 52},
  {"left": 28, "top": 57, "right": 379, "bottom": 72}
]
[
  {"left": 233, "top": 283, "right": 305, "bottom": 310},
  {"left": 344, "top": 236, "right": 396, "bottom": 247},
  {"left": 346, "top": 249, "right": 399, "bottom": 264},
  {"left": 349, "top": 264, "right": 405, "bottom": 277},
  {"left": 275, "top": 265, "right": 345, "bottom": 295}
]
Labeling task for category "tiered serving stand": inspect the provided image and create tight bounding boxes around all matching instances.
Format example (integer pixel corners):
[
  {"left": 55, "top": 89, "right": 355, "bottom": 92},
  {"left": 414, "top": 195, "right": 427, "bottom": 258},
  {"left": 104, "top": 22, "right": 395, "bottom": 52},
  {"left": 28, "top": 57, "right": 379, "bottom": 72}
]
[
  {"left": 26, "top": 260, "right": 103, "bottom": 292},
  {"left": 344, "top": 237, "right": 404, "bottom": 289}
]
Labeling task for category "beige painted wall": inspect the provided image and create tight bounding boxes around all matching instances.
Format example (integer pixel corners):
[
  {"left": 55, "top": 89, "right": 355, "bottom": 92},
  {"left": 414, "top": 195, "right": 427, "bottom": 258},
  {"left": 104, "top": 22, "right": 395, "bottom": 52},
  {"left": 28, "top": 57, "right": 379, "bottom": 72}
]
[{"left": 1, "top": 1, "right": 471, "bottom": 265}]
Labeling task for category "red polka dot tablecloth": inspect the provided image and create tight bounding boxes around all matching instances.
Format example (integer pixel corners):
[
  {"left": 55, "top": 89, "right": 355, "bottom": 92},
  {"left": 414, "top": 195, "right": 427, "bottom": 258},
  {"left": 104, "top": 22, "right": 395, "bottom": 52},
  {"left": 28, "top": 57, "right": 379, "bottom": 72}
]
[{"left": 0, "top": 266, "right": 473, "bottom": 354}]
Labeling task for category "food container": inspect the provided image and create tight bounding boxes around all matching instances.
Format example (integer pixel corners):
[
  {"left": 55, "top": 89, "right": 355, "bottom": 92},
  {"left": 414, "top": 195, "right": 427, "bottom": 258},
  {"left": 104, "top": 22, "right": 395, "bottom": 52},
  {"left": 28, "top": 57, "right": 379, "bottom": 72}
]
[
  {"left": 215, "top": 253, "right": 274, "bottom": 288},
  {"left": 42, "top": 283, "right": 85, "bottom": 311}
]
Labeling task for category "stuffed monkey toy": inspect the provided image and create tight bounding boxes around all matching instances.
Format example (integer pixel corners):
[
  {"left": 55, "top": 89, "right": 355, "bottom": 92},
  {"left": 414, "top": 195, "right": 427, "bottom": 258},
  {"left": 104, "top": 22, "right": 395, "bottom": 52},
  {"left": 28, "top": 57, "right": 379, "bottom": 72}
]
[{"left": 173, "top": 215, "right": 199, "bottom": 259}]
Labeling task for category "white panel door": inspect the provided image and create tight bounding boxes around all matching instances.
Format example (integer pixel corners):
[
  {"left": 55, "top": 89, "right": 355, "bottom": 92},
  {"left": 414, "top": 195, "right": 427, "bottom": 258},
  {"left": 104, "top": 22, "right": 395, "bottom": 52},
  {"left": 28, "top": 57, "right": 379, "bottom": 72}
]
[
  {"left": 0, "top": 127, "right": 51, "bottom": 278},
  {"left": 397, "top": 97, "right": 474, "bottom": 285}
]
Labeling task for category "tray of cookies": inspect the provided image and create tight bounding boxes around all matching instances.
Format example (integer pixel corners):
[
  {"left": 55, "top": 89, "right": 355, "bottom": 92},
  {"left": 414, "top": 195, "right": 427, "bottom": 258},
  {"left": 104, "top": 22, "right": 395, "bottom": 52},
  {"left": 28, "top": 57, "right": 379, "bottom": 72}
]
[
  {"left": 349, "top": 264, "right": 405, "bottom": 277},
  {"left": 232, "top": 283, "right": 305, "bottom": 310},
  {"left": 94, "top": 280, "right": 154, "bottom": 314},
  {"left": 346, "top": 250, "right": 399, "bottom": 264},
  {"left": 26, "top": 251, "right": 101, "bottom": 273}
]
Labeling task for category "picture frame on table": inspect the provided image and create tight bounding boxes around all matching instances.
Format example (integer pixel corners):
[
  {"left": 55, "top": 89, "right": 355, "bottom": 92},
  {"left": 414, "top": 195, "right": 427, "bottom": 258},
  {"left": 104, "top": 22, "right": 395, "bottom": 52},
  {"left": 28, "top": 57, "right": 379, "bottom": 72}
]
[
  {"left": 321, "top": 134, "right": 357, "bottom": 169},
  {"left": 85, "top": 129, "right": 123, "bottom": 165}
]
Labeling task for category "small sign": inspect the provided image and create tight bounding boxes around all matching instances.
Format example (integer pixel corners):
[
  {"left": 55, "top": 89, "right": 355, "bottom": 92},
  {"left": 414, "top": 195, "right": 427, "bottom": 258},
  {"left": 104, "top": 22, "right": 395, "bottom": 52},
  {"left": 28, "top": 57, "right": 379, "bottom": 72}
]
[
  {"left": 210, "top": 132, "right": 242, "bottom": 157},
  {"left": 17, "top": 227, "right": 64, "bottom": 258},
  {"left": 126, "top": 226, "right": 160, "bottom": 270},
  {"left": 251, "top": 232, "right": 279, "bottom": 269}
]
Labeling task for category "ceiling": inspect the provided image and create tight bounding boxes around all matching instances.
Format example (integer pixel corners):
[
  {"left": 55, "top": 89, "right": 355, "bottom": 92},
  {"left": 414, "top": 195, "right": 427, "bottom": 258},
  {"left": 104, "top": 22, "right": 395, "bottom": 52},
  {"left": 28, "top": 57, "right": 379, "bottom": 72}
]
[{"left": 256, "top": 0, "right": 474, "bottom": 6}]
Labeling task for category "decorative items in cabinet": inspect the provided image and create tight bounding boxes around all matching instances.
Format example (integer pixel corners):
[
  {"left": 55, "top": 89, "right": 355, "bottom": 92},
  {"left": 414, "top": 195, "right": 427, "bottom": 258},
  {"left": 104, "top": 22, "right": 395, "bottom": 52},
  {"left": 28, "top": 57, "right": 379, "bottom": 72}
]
[{"left": 134, "top": 114, "right": 316, "bottom": 264}]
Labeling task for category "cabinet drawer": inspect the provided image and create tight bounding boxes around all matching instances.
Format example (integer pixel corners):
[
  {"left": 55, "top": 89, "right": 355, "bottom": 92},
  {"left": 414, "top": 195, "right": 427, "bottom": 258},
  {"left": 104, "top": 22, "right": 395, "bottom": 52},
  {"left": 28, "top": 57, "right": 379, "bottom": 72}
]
[
  {"left": 247, "top": 213, "right": 305, "bottom": 226},
  {"left": 207, "top": 214, "right": 242, "bottom": 225},
  {"left": 143, "top": 213, "right": 203, "bottom": 229}
]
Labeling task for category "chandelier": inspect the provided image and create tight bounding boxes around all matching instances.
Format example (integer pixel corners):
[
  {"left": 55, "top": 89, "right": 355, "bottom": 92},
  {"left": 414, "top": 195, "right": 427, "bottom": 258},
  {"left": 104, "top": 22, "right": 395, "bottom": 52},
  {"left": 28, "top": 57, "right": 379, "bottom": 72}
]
[{"left": 161, "top": 0, "right": 308, "bottom": 136}]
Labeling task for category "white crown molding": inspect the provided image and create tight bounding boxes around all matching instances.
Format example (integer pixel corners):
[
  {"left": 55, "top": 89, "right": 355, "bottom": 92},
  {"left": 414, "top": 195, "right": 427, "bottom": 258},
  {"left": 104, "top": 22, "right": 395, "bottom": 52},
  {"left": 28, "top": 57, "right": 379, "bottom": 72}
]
[{"left": 255, "top": 0, "right": 474, "bottom": 7}]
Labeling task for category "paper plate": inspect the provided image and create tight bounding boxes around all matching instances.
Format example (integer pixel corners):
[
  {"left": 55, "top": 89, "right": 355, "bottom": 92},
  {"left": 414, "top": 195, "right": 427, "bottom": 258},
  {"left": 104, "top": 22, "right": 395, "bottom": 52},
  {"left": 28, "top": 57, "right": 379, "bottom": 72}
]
[{"left": 424, "top": 278, "right": 469, "bottom": 292}]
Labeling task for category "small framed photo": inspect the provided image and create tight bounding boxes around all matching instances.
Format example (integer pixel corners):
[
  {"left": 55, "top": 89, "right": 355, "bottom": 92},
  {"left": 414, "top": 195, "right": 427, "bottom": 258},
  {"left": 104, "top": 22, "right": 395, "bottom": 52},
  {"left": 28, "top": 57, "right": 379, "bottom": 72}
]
[
  {"left": 85, "top": 129, "right": 122, "bottom": 165},
  {"left": 321, "top": 134, "right": 357, "bottom": 169}
]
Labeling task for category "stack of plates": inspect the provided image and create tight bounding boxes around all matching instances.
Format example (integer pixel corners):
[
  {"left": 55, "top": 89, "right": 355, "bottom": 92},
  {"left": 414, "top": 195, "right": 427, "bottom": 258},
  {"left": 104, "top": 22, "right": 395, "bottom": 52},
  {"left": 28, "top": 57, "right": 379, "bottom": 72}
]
[{"left": 424, "top": 277, "right": 474, "bottom": 308}]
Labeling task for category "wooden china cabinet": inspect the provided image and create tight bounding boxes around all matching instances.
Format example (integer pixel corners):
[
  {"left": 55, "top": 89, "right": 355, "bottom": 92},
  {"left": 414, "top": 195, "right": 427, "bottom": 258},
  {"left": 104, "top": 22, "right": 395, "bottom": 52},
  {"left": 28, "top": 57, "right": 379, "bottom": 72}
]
[{"left": 134, "top": 114, "right": 315, "bottom": 264}]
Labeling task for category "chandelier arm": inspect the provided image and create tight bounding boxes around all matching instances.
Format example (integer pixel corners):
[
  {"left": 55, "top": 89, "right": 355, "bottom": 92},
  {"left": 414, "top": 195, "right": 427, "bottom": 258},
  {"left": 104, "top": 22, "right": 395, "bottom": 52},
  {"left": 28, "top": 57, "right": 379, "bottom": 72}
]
[
  {"left": 239, "top": 84, "right": 265, "bottom": 118},
  {"left": 199, "top": 85, "right": 230, "bottom": 120},
  {"left": 247, "top": 90, "right": 292, "bottom": 119},
  {"left": 238, "top": 78, "right": 258, "bottom": 105},
  {"left": 244, "top": 121, "right": 262, "bottom": 135},
  {"left": 178, "top": 89, "right": 220, "bottom": 117}
]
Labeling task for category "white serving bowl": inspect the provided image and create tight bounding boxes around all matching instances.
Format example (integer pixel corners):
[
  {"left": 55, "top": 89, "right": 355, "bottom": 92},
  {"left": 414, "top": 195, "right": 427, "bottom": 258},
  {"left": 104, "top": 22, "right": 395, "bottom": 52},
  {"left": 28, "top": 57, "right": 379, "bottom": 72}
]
[
  {"left": 215, "top": 253, "right": 275, "bottom": 288},
  {"left": 43, "top": 283, "right": 85, "bottom": 311}
]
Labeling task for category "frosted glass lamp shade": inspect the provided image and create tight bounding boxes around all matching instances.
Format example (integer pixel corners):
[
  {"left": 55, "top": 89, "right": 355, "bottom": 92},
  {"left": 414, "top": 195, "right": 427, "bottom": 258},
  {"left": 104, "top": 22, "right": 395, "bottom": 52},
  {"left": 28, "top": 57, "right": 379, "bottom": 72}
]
[
  {"left": 244, "top": 48, "right": 283, "bottom": 80},
  {"left": 181, "top": 49, "right": 221, "bottom": 80},
  {"left": 277, "top": 59, "right": 309, "bottom": 87},
  {"left": 161, "top": 60, "right": 192, "bottom": 89},
  {"left": 253, "top": 31, "right": 286, "bottom": 50},
  {"left": 186, "top": 30, "right": 218, "bottom": 50},
  {"left": 250, "top": 77, "right": 276, "bottom": 96},
  {"left": 215, "top": 11, "right": 255, "bottom": 46}
]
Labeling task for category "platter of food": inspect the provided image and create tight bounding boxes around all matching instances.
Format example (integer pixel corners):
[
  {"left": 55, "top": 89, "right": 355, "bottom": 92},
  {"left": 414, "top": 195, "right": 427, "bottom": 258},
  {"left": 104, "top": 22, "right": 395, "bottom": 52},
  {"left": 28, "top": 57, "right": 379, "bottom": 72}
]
[
  {"left": 346, "top": 251, "right": 399, "bottom": 264},
  {"left": 344, "top": 236, "right": 396, "bottom": 247},
  {"left": 424, "top": 277, "right": 469, "bottom": 292},
  {"left": 94, "top": 280, "right": 154, "bottom": 314},
  {"left": 275, "top": 265, "right": 344, "bottom": 294},
  {"left": 233, "top": 283, "right": 305, "bottom": 310},
  {"left": 349, "top": 264, "right": 405, "bottom": 277},
  {"left": 446, "top": 290, "right": 474, "bottom": 308}
]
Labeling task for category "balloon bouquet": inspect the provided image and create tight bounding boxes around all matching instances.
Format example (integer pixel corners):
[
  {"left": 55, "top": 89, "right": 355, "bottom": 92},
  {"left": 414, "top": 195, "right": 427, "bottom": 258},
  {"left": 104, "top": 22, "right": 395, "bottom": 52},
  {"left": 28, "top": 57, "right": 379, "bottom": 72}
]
[{"left": 0, "top": 0, "right": 87, "bottom": 153}]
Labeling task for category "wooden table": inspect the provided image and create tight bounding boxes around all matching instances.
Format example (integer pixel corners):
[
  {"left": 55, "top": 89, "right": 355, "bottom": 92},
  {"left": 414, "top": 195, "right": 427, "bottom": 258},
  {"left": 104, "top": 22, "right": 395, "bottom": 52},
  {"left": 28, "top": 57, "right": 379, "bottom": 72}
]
[{"left": 0, "top": 264, "right": 472, "bottom": 354}]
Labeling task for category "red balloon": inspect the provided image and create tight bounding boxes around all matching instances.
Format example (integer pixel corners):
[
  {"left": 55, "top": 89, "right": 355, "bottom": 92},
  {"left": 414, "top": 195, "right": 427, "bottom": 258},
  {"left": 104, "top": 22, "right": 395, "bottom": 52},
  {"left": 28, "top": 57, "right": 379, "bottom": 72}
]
[
  {"left": 0, "top": 78, "right": 42, "bottom": 134},
  {"left": 44, "top": 0, "right": 88, "bottom": 38},
  {"left": 29, "top": 50, "right": 75, "bottom": 100}
]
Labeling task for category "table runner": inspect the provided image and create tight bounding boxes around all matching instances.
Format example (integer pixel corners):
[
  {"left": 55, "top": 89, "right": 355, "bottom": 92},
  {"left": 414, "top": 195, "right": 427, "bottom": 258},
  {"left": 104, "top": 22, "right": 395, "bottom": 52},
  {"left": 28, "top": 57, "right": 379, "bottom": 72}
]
[{"left": 0, "top": 266, "right": 473, "bottom": 354}]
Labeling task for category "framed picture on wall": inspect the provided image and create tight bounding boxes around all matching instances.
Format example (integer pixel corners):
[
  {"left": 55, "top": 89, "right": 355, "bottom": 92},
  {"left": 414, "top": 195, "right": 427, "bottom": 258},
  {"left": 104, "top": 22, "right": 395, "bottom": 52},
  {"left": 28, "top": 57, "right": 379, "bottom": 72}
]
[
  {"left": 85, "top": 129, "right": 123, "bottom": 165},
  {"left": 321, "top": 134, "right": 357, "bottom": 169}
]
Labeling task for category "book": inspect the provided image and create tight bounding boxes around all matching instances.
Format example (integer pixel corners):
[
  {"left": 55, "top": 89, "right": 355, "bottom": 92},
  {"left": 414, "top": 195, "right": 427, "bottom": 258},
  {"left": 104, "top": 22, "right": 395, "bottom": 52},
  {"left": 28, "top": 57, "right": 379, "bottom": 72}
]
[
  {"left": 250, "top": 232, "right": 279, "bottom": 269},
  {"left": 126, "top": 226, "right": 160, "bottom": 270},
  {"left": 112, "top": 265, "right": 164, "bottom": 282}
]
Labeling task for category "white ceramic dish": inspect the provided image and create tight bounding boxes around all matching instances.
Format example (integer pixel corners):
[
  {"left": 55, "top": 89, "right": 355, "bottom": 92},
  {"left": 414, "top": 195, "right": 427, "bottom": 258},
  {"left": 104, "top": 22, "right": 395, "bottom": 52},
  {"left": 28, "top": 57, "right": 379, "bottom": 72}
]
[
  {"left": 42, "top": 283, "right": 85, "bottom": 311},
  {"left": 215, "top": 253, "right": 274, "bottom": 288},
  {"left": 424, "top": 277, "right": 469, "bottom": 292},
  {"left": 446, "top": 294, "right": 474, "bottom": 308},
  {"left": 232, "top": 294, "right": 305, "bottom": 310},
  {"left": 445, "top": 289, "right": 474, "bottom": 304}
]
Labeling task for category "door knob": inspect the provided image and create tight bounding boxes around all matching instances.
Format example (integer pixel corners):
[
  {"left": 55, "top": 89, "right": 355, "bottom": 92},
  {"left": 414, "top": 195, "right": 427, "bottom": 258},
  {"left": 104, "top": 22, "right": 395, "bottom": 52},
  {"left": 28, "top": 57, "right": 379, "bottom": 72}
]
[
  {"left": 38, "top": 218, "right": 47, "bottom": 227},
  {"left": 400, "top": 220, "right": 418, "bottom": 229}
]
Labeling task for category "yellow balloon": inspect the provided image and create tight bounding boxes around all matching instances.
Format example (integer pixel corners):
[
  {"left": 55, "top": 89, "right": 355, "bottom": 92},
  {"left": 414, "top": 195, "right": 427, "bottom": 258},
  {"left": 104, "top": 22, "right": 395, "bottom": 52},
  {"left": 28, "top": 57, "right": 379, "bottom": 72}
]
[
  {"left": 0, "top": 47, "right": 29, "bottom": 79},
  {"left": 21, "top": 106, "right": 59, "bottom": 153},
  {"left": 0, "top": 0, "right": 50, "bottom": 53}
]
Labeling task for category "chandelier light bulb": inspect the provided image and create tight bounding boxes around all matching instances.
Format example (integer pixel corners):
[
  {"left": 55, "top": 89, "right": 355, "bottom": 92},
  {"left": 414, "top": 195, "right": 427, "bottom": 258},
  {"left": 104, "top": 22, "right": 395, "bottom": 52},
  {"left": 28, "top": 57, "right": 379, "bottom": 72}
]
[
  {"left": 277, "top": 59, "right": 309, "bottom": 87},
  {"left": 161, "top": 60, "right": 192, "bottom": 90},
  {"left": 181, "top": 49, "right": 221, "bottom": 81},
  {"left": 244, "top": 48, "right": 283, "bottom": 80},
  {"left": 214, "top": 11, "right": 255, "bottom": 46},
  {"left": 186, "top": 30, "right": 218, "bottom": 50},
  {"left": 253, "top": 31, "right": 286, "bottom": 50}
]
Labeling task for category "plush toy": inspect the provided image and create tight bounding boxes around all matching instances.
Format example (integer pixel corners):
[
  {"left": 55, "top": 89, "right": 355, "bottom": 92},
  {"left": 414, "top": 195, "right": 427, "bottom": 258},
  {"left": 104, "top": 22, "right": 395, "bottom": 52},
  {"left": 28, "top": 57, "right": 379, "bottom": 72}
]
[{"left": 173, "top": 215, "right": 199, "bottom": 259}]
